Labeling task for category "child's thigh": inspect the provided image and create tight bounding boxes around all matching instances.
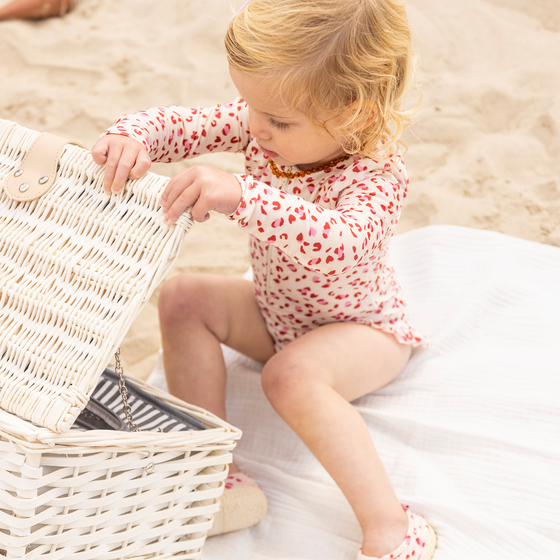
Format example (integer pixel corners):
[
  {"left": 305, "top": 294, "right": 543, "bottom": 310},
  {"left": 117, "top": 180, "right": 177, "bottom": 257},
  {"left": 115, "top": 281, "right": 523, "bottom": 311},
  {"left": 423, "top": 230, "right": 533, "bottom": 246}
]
[
  {"left": 269, "top": 323, "right": 412, "bottom": 402},
  {"left": 159, "top": 273, "right": 275, "bottom": 364}
]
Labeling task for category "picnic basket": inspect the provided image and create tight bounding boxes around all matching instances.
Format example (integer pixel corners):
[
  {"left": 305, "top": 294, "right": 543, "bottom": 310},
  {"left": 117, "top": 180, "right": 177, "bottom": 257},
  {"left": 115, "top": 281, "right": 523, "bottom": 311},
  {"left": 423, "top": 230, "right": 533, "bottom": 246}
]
[{"left": 0, "top": 119, "right": 241, "bottom": 559}]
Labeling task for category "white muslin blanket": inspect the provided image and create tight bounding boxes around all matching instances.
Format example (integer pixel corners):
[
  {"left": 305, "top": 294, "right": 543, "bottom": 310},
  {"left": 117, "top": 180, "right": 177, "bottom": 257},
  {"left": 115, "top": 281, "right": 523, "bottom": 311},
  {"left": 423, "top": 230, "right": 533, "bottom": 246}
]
[{"left": 147, "top": 225, "right": 560, "bottom": 560}]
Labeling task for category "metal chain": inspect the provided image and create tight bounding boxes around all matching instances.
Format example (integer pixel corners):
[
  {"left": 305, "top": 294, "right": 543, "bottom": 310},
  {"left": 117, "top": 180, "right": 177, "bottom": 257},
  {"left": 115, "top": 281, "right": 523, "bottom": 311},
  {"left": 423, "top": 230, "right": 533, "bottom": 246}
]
[{"left": 114, "top": 348, "right": 140, "bottom": 432}]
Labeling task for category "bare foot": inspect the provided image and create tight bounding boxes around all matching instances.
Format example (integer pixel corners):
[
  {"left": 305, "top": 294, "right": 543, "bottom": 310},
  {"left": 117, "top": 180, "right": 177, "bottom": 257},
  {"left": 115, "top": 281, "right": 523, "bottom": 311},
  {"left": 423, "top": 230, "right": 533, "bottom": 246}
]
[{"left": 0, "top": 0, "right": 75, "bottom": 21}]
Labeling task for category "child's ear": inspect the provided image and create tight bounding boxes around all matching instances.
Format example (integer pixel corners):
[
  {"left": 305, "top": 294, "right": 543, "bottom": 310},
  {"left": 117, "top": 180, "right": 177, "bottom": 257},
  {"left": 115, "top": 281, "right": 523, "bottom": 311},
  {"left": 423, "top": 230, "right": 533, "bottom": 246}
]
[{"left": 348, "top": 101, "right": 378, "bottom": 130}]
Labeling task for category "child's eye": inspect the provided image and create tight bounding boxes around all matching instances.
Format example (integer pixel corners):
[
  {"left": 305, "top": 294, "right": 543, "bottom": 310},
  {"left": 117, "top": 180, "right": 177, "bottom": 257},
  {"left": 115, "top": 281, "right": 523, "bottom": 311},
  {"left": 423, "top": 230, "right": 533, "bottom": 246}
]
[{"left": 269, "top": 118, "right": 290, "bottom": 130}]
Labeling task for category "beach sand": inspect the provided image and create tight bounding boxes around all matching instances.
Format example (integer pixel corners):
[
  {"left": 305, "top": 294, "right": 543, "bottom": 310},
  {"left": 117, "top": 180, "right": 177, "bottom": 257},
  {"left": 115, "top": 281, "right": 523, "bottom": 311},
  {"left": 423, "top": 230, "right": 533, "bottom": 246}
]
[{"left": 1, "top": 0, "right": 558, "bottom": 379}]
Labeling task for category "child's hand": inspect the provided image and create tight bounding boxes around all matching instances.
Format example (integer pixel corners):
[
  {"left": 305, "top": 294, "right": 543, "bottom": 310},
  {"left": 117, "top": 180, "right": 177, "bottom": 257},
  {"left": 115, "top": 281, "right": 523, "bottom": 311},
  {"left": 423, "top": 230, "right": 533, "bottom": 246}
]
[
  {"left": 91, "top": 134, "right": 152, "bottom": 194},
  {"left": 160, "top": 165, "right": 242, "bottom": 224}
]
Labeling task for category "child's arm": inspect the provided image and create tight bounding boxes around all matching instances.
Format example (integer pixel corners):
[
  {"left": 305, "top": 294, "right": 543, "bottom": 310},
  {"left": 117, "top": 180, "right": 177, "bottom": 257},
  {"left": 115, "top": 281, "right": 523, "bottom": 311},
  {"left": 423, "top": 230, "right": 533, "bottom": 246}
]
[
  {"left": 92, "top": 99, "right": 250, "bottom": 193},
  {"left": 228, "top": 171, "right": 404, "bottom": 275}
]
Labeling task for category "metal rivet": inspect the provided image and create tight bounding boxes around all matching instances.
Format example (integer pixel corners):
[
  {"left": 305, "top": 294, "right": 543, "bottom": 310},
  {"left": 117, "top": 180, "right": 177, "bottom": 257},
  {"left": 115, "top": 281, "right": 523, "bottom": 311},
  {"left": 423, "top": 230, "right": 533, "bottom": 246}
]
[
  {"left": 19, "top": 183, "right": 29, "bottom": 193},
  {"left": 145, "top": 462, "right": 154, "bottom": 472},
  {"left": 14, "top": 169, "right": 23, "bottom": 177},
  {"left": 38, "top": 176, "right": 49, "bottom": 185}
]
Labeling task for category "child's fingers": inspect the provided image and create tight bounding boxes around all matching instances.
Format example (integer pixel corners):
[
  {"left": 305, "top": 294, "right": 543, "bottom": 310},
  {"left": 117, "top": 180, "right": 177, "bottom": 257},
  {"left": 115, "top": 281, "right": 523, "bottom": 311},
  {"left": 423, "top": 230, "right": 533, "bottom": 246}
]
[
  {"left": 101, "top": 142, "right": 125, "bottom": 193},
  {"left": 163, "top": 176, "right": 201, "bottom": 224},
  {"left": 106, "top": 144, "right": 143, "bottom": 193},
  {"left": 189, "top": 197, "right": 212, "bottom": 223},
  {"left": 129, "top": 150, "right": 152, "bottom": 180},
  {"left": 160, "top": 170, "right": 193, "bottom": 212},
  {"left": 91, "top": 138, "right": 109, "bottom": 165},
  {"left": 169, "top": 187, "right": 210, "bottom": 223},
  {"left": 160, "top": 173, "right": 177, "bottom": 206},
  {"left": 93, "top": 135, "right": 149, "bottom": 194}
]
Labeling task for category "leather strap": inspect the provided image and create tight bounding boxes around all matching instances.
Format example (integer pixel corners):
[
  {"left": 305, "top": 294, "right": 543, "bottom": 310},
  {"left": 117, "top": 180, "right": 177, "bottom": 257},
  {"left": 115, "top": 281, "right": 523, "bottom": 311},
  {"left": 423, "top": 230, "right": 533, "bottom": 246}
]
[{"left": 3, "top": 132, "right": 84, "bottom": 202}]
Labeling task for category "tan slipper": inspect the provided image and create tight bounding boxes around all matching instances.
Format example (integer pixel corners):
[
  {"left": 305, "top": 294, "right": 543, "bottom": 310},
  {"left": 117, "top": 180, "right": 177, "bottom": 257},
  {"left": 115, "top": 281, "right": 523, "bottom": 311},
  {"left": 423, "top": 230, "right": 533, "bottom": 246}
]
[{"left": 208, "top": 472, "right": 268, "bottom": 537}]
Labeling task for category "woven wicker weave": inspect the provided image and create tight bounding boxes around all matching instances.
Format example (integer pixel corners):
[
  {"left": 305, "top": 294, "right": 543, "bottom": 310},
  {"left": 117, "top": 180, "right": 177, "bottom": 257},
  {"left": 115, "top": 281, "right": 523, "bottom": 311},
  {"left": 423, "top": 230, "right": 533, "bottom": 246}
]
[
  {"left": 0, "top": 375, "right": 240, "bottom": 560},
  {"left": 0, "top": 119, "right": 191, "bottom": 433},
  {"left": 0, "top": 119, "right": 242, "bottom": 559}
]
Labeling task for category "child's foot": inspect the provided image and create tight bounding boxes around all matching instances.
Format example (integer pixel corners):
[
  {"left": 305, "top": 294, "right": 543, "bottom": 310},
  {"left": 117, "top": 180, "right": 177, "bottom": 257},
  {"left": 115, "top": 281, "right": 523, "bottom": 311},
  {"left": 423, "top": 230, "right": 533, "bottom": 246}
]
[
  {"left": 0, "top": 0, "right": 75, "bottom": 21},
  {"left": 207, "top": 472, "right": 268, "bottom": 537},
  {"left": 357, "top": 506, "right": 436, "bottom": 560}
]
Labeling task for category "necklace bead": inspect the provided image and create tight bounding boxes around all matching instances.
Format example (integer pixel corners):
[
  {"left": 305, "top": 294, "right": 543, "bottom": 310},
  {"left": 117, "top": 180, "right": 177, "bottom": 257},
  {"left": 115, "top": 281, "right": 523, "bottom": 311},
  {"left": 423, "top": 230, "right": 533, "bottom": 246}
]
[{"left": 269, "top": 154, "right": 350, "bottom": 179}]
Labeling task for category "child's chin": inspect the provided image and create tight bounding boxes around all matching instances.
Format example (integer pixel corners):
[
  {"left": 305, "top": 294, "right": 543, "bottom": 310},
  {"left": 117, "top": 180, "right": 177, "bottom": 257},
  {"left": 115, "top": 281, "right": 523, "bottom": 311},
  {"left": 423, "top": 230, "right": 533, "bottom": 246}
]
[{"left": 270, "top": 155, "right": 295, "bottom": 167}]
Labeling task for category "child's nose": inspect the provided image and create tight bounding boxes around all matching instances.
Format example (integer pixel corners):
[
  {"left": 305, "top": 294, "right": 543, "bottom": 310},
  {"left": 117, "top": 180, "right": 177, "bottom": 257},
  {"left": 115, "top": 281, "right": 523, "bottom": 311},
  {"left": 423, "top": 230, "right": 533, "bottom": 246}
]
[{"left": 249, "top": 112, "right": 272, "bottom": 140}]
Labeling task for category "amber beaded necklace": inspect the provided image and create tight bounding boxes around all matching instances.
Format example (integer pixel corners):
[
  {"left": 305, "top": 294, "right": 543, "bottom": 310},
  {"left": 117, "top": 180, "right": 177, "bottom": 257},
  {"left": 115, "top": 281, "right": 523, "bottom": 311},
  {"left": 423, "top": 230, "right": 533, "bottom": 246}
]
[{"left": 269, "top": 154, "right": 350, "bottom": 179}]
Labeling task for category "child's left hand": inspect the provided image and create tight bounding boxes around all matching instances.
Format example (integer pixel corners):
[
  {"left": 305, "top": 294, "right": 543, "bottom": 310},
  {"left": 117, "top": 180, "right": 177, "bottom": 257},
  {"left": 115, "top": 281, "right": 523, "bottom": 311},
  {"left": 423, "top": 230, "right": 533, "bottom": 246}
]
[{"left": 160, "top": 165, "right": 242, "bottom": 224}]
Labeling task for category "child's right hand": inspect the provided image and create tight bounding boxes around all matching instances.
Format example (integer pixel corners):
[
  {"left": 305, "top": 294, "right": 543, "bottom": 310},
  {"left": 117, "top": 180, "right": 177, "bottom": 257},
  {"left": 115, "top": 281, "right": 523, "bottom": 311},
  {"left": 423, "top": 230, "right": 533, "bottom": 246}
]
[{"left": 92, "top": 134, "right": 152, "bottom": 194}]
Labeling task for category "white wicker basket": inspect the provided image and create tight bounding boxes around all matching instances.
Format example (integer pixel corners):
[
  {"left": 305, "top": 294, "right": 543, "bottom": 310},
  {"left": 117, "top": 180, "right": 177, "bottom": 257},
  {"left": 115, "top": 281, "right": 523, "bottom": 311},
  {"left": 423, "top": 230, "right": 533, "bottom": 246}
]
[{"left": 0, "top": 119, "right": 241, "bottom": 559}]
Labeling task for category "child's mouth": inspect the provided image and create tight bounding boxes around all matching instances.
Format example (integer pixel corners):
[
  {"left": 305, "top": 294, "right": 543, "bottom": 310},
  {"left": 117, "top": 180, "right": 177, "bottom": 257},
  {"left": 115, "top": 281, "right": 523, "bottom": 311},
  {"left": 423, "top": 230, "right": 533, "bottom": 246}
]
[{"left": 260, "top": 147, "right": 279, "bottom": 158}]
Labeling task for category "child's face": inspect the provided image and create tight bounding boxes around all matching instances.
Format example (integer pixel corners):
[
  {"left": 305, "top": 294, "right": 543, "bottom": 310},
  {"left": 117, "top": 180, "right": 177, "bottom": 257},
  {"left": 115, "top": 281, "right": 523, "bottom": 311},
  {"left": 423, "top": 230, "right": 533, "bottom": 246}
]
[{"left": 230, "top": 67, "right": 346, "bottom": 170}]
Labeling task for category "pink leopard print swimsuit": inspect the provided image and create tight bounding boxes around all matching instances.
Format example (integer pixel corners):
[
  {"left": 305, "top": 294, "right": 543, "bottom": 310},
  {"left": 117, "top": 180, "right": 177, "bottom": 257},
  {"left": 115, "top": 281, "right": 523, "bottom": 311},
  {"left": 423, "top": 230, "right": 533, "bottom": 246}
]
[{"left": 104, "top": 98, "right": 428, "bottom": 351}]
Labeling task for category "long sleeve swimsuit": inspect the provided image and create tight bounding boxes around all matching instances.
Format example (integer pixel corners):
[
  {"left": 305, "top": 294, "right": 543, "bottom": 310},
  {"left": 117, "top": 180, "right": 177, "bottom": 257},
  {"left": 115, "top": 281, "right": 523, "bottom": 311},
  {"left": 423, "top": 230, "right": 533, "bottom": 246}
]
[{"left": 104, "top": 98, "right": 428, "bottom": 351}]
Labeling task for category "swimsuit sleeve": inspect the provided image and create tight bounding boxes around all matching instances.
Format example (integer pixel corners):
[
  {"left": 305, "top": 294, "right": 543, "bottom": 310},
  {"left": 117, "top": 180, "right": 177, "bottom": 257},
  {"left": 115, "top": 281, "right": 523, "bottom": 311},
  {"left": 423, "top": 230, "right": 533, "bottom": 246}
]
[
  {"left": 228, "top": 170, "right": 404, "bottom": 276},
  {"left": 101, "top": 98, "right": 251, "bottom": 163}
]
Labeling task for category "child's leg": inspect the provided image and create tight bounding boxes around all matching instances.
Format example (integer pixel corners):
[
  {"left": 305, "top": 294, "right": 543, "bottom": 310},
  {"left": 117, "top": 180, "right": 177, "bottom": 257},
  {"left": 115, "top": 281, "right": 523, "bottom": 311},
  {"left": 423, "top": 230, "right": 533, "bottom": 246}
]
[
  {"left": 159, "top": 273, "right": 273, "bottom": 535},
  {"left": 260, "top": 323, "right": 414, "bottom": 558},
  {"left": 158, "top": 273, "right": 275, "bottom": 463}
]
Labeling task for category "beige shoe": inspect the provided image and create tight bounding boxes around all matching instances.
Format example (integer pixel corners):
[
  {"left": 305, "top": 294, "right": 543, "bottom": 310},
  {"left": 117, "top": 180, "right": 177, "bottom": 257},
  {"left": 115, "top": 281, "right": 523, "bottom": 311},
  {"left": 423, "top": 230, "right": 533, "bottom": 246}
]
[{"left": 207, "top": 473, "right": 268, "bottom": 537}]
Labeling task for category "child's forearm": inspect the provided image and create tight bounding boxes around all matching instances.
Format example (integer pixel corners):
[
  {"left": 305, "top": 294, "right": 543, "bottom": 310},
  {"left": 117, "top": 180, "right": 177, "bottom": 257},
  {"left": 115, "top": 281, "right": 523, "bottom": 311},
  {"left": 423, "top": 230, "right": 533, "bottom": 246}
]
[
  {"left": 102, "top": 99, "right": 251, "bottom": 163},
  {"left": 229, "top": 174, "right": 402, "bottom": 275}
]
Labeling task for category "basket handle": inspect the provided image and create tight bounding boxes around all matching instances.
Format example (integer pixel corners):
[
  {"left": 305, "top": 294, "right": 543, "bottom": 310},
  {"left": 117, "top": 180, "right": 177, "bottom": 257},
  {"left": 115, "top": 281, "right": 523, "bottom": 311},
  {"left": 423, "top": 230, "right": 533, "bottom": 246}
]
[{"left": 3, "top": 132, "right": 84, "bottom": 202}]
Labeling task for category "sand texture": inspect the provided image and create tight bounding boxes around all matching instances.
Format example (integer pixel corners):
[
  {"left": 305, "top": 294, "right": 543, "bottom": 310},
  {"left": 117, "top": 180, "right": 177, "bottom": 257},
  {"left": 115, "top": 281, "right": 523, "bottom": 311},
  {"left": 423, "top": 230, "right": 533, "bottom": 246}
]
[{"left": 0, "top": 0, "right": 558, "bottom": 378}]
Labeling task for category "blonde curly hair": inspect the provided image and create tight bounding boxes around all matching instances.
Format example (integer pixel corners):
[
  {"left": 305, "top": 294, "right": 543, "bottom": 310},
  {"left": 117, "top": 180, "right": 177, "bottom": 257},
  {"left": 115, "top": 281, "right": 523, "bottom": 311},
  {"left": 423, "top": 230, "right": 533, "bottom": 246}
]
[{"left": 225, "top": 0, "right": 418, "bottom": 157}]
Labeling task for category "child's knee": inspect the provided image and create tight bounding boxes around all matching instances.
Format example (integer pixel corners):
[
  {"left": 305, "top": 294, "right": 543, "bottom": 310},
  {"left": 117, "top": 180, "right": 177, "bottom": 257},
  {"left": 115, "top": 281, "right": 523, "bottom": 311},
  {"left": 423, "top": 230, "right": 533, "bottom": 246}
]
[
  {"left": 261, "top": 352, "right": 314, "bottom": 408},
  {"left": 158, "top": 274, "right": 206, "bottom": 323}
]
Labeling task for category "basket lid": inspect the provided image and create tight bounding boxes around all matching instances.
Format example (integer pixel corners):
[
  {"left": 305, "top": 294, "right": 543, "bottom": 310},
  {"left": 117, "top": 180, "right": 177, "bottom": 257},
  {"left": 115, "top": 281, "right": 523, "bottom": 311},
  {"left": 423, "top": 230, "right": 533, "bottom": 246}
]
[{"left": 0, "top": 120, "right": 192, "bottom": 433}]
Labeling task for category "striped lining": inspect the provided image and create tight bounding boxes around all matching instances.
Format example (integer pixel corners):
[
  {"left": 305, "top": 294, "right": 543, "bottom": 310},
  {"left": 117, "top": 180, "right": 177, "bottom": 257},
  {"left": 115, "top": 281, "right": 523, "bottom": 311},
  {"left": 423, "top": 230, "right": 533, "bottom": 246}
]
[{"left": 73, "top": 369, "right": 207, "bottom": 432}]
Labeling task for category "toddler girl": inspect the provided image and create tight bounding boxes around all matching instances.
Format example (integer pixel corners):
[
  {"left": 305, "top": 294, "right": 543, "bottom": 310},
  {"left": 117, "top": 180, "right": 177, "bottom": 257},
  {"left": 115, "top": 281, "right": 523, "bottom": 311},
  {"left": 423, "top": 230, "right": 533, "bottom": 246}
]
[{"left": 92, "top": 1, "right": 436, "bottom": 558}]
